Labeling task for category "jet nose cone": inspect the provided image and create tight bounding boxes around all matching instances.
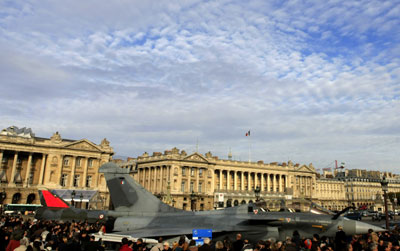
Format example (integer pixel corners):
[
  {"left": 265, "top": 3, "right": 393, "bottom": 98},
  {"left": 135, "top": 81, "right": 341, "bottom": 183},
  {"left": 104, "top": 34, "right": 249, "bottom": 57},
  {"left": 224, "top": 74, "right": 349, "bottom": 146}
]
[{"left": 355, "top": 221, "right": 385, "bottom": 234}]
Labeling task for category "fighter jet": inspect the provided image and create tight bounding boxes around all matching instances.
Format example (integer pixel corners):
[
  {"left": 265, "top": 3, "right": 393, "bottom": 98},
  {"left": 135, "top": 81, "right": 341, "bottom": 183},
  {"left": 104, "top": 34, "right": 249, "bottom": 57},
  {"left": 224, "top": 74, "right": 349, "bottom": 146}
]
[
  {"left": 35, "top": 190, "right": 107, "bottom": 223},
  {"left": 100, "top": 162, "right": 384, "bottom": 241}
]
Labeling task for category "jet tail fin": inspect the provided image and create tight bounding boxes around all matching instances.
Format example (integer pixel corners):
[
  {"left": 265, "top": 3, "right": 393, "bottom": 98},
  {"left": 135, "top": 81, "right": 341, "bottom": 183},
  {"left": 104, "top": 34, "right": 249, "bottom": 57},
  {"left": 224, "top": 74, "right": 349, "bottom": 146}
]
[
  {"left": 99, "top": 162, "right": 181, "bottom": 213},
  {"left": 38, "top": 190, "right": 70, "bottom": 208}
]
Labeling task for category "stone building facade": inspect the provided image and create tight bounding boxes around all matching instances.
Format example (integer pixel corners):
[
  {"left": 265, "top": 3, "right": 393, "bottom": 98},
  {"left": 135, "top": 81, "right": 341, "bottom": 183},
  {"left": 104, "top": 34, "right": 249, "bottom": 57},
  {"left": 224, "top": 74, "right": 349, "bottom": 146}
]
[
  {"left": 120, "top": 148, "right": 400, "bottom": 212},
  {"left": 123, "top": 147, "right": 318, "bottom": 211},
  {"left": 0, "top": 126, "right": 114, "bottom": 210}
]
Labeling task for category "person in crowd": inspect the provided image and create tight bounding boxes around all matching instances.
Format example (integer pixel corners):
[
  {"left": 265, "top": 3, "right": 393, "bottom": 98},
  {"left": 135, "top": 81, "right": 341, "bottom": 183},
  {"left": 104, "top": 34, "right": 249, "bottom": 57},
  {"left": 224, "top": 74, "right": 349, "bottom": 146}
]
[
  {"left": 335, "top": 225, "right": 347, "bottom": 251},
  {"left": 233, "top": 234, "right": 244, "bottom": 251},
  {"left": 120, "top": 237, "right": 132, "bottom": 251},
  {"left": 163, "top": 242, "right": 172, "bottom": 251},
  {"left": 199, "top": 238, "right": 211, "bottom": 251},
  {"left": 188, "top": 240, "right": 198, "bottom": 251},
  {"left": 151, "top": 237, "right": 164, "bottom": 251}
]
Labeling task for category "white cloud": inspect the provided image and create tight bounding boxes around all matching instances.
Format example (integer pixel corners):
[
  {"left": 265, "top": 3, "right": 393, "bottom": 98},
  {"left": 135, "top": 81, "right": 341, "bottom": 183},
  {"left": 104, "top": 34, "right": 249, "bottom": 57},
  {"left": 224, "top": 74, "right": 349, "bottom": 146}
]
[{"left": 0, "top": 0, "right": 399, "bottom": 172}]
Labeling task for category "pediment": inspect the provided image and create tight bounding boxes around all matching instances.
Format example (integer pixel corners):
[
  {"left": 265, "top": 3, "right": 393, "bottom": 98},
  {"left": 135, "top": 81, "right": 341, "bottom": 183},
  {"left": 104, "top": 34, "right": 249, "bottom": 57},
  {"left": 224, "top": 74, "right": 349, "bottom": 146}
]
[
  {"left": 64, "top": 139, "right": 101, "bottom": 152},
  {"left": 183, "top": 153, "right": 209, "bottom": 163},
  {"left": 296, "top": 165, "right": 315, "bottom": 173}
]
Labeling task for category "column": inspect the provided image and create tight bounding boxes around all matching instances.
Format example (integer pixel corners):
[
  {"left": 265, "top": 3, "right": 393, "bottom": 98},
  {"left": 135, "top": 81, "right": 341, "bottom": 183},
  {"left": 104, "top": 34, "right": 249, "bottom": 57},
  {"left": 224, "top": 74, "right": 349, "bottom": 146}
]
[
  {"left": 38, "top": 154, "right": 47, "bottom": 185},
  {"left": 195, "top": 167, "right": 199, "bottom": 193},
  {"left": 261, "top": 173, "right": 265, "bottom": 191},
  {"left": 248, "top": 172, "right": 251, "bottom": 191},
  {"left": 278, "top": 175, "right": 282, "bottom": 192},
  {"left": 0, "top": 150, "right": 3, "bottom": 166},
  {"left": 83, "top": 157, "right": 89, "bottom": 188},
  {"left": 267, "top": 174, "right": 270, "bottom": 192},
  {"left": 160, "top": 166, "right": 164, "bottom": 191},
  {"left": 285, "top": 175, "right": 288, "bottom": 190},
  {"left": 57, "top": 155, "right": 64, "bottom": 185},
  {"left": 273, "top": 174, "right": 276, "bottom": 192},
  {"left": 219, "top": 170, "right": 222, "bottom": 190},
  {"left": 69, "top": 156, "right": 77, "bottom": 187},
  {"left": 227, "top": 171, "right": 230, "bottom": 191},
  {"left": 24, "top": 153, "right": 33, "bottom": 184},
  {"left": 188, "top": 167, "right": 192, "bottom": 192},
  {"left": 211, "top": 168, "right": 215, "bottom": 193},
  {"left": 234, "top": 171, "right": 237, "bottom": 191},
  {"left": 241, "top": 172, "right": 244, "bottom": 191},
  {"left": 10, "top": 152, "right": 19, "bottom": 183}
]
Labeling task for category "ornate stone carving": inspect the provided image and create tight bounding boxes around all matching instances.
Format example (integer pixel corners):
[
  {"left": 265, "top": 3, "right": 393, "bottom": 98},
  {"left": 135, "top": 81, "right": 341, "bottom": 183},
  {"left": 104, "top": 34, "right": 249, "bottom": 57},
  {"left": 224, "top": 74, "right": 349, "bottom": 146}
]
[
  {"left": 50, "top": 132, "right": 62, "bottom": 143},
  {"left": 100, "top": 138, "right": 110, "bottom": 147}
]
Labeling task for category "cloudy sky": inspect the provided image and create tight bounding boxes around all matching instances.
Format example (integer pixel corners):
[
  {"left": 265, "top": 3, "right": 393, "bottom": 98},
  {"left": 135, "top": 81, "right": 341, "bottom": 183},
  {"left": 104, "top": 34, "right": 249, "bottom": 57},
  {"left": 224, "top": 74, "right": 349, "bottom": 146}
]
[{"left": 1, "top": 0, "right": 399, "bottom": 172}]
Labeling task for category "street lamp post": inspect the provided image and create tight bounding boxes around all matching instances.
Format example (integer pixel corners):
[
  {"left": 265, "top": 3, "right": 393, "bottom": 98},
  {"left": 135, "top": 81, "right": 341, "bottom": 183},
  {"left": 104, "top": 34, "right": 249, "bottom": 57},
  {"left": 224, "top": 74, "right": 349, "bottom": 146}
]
[
  {"left": 254, "top": 186, "right": 261, "bottom": 202},
  {"left": 71, "top": 190, "right": 76, "bottom": 207},
  {"left": 380, "top": 177, "right": 389, "bottom": 230}
]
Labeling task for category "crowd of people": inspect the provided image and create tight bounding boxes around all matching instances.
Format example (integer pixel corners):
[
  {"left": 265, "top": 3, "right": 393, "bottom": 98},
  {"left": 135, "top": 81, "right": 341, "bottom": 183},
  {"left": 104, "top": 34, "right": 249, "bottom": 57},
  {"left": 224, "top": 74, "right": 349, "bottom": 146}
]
[
  {"left": 0, "top": 215, "right": 104, "bottom": 251},
  {"left": 1, "top": 215, "right": 400, "bottom": 251}
]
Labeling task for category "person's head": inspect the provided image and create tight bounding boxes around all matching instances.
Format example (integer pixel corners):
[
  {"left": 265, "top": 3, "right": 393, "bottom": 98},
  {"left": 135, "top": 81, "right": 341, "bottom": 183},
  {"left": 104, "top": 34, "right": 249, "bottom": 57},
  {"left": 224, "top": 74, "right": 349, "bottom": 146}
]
[
  {"left": 337, "top": 225, "right": 343, "bottom": 231},
  {"left": 216, "top": 241, "right": 224, "bottom": 250},
  {"left": 137, "top": 238, "right": 143, "bottom": 245},
  {"left": 236, "top": 234, "right": 242, "bottom": 240},
  {"left": 369, "top": 243, "right": 378, "bottom": 251},
  {"left": 20, "top": 238, "right": 29, "bottom": 246},
  {"left": 62, "top": 236, "right": 68, "bottom": 243},
  {"left": 203, "top": 238, "right": 210, "bottom": 245},
  {"left": 122, "top": 237, "right": 129, "bottom": 245},
  {"left": 189, "top": 240, "right": 196, "bottom": 247},
  {"left": 313, "top": 234, "right": 320, "bottom": 241},
  {"left": 178, "top": 239, "right": 185, "bottom": 246},
  {"left": 347, "top": 243, "right": 353, "bottom": 251},
  {"left": 90, "top": 236, "right": 95, "bottom": 242},
  {"left": 158, "top": 237, "right": 163, "bottom": 243},
  {"left": 163, "top": 242, "right": 170, "bottom": 250}
]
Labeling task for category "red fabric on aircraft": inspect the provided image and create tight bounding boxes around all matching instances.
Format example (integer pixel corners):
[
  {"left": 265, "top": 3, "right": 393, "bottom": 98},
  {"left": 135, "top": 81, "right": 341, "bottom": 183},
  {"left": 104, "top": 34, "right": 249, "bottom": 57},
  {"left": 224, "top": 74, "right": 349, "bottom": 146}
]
[{"left": 42, "top": 190, "right": 69, "bottom": 208}]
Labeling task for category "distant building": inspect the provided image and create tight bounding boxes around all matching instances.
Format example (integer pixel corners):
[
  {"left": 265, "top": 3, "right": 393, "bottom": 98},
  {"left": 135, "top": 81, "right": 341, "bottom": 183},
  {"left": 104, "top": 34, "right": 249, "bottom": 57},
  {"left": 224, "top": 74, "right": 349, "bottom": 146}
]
[
  {"left": 0, "top": 126, "right": 114, "bottom": 210},
  {"left": 122, "top": 147, "right": 318, "bottom": 211},
  {"left": 120, "top": 148, "right": 400, "bottom": 212}
]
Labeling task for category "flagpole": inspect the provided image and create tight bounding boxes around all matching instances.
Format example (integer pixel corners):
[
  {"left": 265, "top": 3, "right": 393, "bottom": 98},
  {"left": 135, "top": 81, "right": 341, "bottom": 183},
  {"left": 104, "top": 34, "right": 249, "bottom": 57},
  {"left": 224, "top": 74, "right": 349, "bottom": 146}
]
[{"left": 248, "top": 130, "right": 251, "bottom": 163}]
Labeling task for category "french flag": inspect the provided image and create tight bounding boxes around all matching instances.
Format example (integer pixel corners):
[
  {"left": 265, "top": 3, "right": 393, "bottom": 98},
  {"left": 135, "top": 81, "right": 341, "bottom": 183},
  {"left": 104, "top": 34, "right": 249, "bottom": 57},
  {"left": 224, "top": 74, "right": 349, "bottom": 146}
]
[{"left": 245, "top": 130, "right": 250, "bottom": 136}]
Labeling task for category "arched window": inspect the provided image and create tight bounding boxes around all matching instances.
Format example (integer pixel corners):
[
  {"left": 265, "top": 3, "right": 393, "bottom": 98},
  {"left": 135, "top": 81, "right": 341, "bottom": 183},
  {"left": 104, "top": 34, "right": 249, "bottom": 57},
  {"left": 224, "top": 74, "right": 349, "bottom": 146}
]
[
  {"left": 26, "top": 193, "right": 36, "bottom": 204},
  {"left": 226, "top": 199, "right": 232, "bottom": 207},
  {"left": 12, "top": 193, "right": 21, "bottom": 204},
  {"left": 234, "top": 200, "right": 239, "bottom": 206},
  {"left": 241, "top": 200, "right": 246, "bottom": 205}
]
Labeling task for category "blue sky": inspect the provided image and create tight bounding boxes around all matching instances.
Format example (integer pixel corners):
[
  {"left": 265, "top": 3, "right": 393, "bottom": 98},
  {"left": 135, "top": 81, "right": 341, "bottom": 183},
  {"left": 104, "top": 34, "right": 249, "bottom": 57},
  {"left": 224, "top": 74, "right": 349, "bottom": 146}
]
[{"left": 0, "top": 0, "right": 399, "bottom": 172}]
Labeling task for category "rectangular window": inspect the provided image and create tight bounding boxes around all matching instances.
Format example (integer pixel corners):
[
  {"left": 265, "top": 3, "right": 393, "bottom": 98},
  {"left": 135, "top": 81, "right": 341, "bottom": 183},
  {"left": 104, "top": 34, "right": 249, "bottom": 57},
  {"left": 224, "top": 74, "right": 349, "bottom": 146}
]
[
  {"left": 76, "top": 157, "right": 81, "bottom": 167},
  {"left": 88, "top": 159, "right": 93, "bottom": 167},
  {"left": 198, "top": 182, "right": 203, "bottom": 193},
  {"left": 199, "top": 169, "right": 203, "bottom": 177},
  {"left": 182, "top": 167, "right": 186, "bottom": 176},
  {"left": 181, "top": 181, "right": 185, "bottom": 192},
  {"left": 64, "top": 158, "right": 69, "bottom": 166},
  {"left": 86, "top": 176, "right": 92, "bottom": 187},
  {"left": 73, "top": 175, "right": 80, "bottom": 187},
  {"left": 191, "top": 168, "right": 195, "bottom": 176},
  {"left": 61, "top": 174, "right": 68, "bottom": 187},
  {"left": 190, "top": 182, "right": 194, "bottom": 192}
]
